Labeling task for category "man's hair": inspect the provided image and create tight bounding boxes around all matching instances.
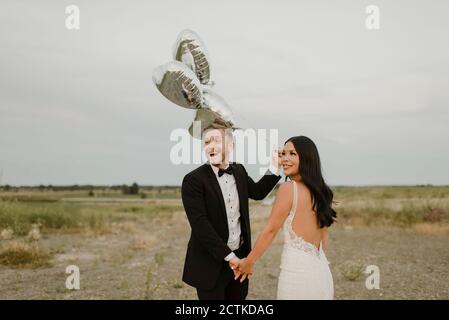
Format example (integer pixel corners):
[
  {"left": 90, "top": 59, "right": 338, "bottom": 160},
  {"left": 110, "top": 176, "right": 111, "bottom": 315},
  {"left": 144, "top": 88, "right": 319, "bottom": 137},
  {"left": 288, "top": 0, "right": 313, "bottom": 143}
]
[{"left": 202, "top": 123, "right": 234, "bottom": 142}]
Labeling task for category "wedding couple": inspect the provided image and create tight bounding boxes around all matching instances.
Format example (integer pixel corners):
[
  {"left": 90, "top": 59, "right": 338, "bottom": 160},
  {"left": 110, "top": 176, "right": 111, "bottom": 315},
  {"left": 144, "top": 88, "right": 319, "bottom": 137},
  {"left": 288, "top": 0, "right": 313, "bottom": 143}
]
[{"left": 181, "top": 125, "right": 336, "bottom": 300}]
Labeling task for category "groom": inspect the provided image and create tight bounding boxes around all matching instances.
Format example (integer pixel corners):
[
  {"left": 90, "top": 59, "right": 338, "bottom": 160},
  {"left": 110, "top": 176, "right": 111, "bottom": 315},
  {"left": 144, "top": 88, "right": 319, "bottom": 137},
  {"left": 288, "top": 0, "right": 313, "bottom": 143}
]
[{"left": 181, "top": 124, "right": 281, "bottom": 300}]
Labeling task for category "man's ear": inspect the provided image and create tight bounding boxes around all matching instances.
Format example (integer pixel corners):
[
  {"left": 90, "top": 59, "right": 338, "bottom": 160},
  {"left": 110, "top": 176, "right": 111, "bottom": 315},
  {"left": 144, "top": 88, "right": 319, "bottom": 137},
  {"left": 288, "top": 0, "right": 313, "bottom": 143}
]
[
  {"left": 230, "top": 139, "right": 235, "bottom": 150},
  {"left": 226, "top": 140, "right": 235, "bottom": 159},
  {"left": 225, "top": 133, "right": 234, "bottom": 148}
]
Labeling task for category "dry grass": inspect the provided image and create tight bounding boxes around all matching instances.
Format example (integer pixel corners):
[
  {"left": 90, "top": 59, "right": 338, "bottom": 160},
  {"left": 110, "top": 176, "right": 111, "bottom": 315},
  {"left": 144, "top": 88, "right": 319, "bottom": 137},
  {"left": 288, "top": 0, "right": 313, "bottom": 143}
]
[
  {"left": 1, "top": 228, "right": 14, "bottom": 240},
  {"left": 144, "top": 266, "right": 155, "bottom": 300},
  {"left": 129, "top": 233, "right": 158, "bottom": 250},
  {"left": 333, "top": 185, "right": 449, "bottom": 201},
  {"left": 0, "top": 200, "right": 182, "bottom": 236},
  {"left": 412, "top": 223, "right": 449, "bottom": 236},
  {"left": 339, "top": 260, "right": 365, "bottom": 281},
  {"left": 0, "top": 241, "right": 51, "bottom": 269},
  {"left": 336, "top": 201, "right": 449, "bottom": 230}
]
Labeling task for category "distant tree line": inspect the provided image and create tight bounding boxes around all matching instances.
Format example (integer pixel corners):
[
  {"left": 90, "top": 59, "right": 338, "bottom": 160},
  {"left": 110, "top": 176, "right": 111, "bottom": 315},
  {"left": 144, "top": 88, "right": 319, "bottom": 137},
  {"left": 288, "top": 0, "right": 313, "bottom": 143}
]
[
  {"left": 0, "top": 184, "right": 181, "bottom": 193},
  {"left": 121, "top": 183, "right": 139, "bottom": 195}
]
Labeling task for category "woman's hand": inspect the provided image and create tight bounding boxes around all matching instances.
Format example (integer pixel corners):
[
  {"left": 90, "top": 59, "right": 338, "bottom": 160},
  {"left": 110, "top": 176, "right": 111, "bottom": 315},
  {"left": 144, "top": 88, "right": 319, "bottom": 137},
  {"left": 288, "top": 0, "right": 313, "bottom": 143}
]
[
  {"left": 234, "top": 258, "right": 254, "bottom": 283},
  {"left": 271, "top": 145, "right": 282, "bottom": 173}
]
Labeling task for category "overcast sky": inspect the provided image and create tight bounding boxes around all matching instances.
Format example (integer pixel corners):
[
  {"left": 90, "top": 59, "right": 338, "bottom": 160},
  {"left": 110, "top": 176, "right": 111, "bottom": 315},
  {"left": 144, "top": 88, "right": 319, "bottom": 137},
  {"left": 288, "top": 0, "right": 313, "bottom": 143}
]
[{"left": 1, "top": 0, "right": 448, "bottom": 186}]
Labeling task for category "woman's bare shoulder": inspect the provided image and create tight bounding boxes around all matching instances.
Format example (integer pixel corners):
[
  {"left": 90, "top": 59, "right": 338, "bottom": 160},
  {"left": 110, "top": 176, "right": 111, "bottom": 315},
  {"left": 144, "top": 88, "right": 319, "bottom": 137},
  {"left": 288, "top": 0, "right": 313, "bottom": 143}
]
[{"left": 275, "top": 181, "right": 294, "bottom": 201}]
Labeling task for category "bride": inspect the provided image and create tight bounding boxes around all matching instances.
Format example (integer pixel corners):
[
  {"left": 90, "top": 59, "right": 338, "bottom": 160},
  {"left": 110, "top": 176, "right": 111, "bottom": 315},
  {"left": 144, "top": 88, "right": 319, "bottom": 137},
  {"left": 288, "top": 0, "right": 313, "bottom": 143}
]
[{"left": 234, "top": 135, "right": 336, "bottom": 299}]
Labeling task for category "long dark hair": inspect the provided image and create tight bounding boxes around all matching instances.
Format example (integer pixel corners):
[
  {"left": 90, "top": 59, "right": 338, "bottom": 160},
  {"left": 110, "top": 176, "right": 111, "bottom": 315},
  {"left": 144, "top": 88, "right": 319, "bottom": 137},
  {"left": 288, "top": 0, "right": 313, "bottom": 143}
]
[{"left": 285, "top": 136, "right": 336, "bottom": 228}]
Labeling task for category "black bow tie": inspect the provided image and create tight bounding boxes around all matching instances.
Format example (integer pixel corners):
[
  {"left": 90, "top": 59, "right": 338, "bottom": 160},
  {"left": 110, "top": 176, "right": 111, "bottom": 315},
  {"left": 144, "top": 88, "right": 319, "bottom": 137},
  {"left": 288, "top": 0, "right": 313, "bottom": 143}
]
[{"left": 218, "top": 166, "right": 233, "bottom": 177}]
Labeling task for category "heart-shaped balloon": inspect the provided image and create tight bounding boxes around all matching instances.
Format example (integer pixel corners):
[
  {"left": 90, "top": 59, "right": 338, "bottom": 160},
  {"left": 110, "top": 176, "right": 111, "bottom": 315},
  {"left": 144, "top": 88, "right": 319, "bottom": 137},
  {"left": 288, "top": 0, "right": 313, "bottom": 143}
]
[
  {"left": 188, "top": 89, "right": 236, "bottom": 139},
  {"left": 152, "top": 61, "right": 202, "bottom": 109},
  {"left": 201, "top": 89, "right": 235, "bottom": 125},
  {"left": 173, "top": 29, "right": 211, "bottom": 85}
]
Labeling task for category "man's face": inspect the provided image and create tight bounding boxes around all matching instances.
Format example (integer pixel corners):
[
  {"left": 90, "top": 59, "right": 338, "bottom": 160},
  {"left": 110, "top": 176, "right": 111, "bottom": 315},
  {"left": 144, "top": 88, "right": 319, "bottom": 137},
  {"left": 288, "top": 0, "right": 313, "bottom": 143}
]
[{"left": 203, "top": 129, "right": 233, "bottom": 166}]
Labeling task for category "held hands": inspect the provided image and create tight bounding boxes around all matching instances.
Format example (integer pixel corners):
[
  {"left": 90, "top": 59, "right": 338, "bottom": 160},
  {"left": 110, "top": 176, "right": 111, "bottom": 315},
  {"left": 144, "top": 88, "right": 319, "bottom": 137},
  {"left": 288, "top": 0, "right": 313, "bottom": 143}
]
[
  {"left": 230, "top": 258, "right": 254, "bottom": 283},
  {"left": 228, "top": 257, "right": 240, "bottom": 277}
]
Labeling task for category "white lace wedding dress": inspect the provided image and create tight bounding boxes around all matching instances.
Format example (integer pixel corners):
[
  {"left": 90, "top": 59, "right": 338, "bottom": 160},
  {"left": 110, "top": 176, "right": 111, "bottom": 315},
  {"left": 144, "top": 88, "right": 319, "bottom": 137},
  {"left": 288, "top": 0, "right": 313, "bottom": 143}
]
[{"left": 276, "top": 181, "right": 334, "bottom": 300}]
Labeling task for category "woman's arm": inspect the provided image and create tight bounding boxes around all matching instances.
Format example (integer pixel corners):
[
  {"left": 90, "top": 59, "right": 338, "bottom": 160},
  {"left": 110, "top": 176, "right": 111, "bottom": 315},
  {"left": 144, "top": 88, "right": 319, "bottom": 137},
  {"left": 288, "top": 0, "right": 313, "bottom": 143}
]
[{"left": 235, "top": 182, "right": 293, "bottom": 280}]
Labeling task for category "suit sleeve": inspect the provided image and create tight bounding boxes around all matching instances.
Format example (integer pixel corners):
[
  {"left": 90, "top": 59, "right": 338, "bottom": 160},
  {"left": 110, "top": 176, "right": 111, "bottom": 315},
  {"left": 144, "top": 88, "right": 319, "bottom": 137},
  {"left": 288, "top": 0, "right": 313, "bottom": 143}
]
[
  {"left": 242, "top": 165, "right": 281, "bottom": 200},
  {"left": 181, "top": 173, "right": 233, "bottom": 262}
]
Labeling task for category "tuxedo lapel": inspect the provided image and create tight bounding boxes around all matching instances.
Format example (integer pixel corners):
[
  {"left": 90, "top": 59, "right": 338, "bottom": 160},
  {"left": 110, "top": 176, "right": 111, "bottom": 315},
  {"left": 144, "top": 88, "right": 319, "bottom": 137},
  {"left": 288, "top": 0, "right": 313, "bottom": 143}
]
[
  {"left": 231, "top": 163, "right": 250, "bottom": 232},
  {"left": 231, "top": 164, "right": 245, "bottom": 213}
]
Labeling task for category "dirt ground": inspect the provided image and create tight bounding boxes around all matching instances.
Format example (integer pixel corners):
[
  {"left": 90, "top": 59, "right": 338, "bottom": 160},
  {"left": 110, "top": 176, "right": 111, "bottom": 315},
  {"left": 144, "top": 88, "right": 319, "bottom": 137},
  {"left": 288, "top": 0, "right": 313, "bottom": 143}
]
[{"left": 0, "top": 201, "right": 448, "bottom": 300}]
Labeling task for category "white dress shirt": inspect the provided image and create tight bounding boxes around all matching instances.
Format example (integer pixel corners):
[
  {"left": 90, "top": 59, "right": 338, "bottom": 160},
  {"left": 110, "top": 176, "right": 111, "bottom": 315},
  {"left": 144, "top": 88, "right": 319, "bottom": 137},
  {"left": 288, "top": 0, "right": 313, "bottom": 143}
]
[
  {"left": 210, "top": 163, "right": 280, "bottom": 262},
  {"left": 211, "top": 164, "right": 242, "bottom": 256}
]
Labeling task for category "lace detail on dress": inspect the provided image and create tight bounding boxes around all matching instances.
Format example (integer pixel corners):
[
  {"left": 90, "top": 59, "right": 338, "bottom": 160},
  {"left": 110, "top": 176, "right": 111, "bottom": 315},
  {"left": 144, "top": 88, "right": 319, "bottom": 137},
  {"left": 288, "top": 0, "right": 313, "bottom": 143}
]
[
  {"left": 285, "top": 214, "right": 320, "bottom": 256},
  {"left": 283, "top": 181, "right": 321, "bottom": 257}
]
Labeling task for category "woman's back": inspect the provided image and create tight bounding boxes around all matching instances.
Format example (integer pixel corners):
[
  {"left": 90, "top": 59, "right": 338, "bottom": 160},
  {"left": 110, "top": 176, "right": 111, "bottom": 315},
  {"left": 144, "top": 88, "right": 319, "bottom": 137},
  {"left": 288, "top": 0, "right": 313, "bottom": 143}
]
[{"left": 290, "top": 181, "right": 325, "bottom": 250}]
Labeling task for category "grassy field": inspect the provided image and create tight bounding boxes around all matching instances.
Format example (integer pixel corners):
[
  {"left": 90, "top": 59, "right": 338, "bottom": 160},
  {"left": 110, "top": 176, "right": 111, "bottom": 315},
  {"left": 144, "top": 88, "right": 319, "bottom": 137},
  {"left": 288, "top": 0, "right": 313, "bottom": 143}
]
[{"left": 0, "top": 186, "right": 448, "bottom": 299}]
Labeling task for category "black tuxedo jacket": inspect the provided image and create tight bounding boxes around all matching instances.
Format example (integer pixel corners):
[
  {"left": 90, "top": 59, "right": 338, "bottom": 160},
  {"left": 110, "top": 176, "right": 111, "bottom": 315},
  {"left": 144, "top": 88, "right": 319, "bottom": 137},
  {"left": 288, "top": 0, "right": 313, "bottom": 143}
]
[{"left": 181, "top": 162, "right": 281, "bottom": 290}]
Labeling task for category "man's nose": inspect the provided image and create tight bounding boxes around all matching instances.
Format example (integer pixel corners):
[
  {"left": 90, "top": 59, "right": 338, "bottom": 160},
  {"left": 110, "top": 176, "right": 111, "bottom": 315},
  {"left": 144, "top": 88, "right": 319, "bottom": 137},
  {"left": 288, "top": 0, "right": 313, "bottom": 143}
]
[
  {"left": 209, "top": 142, "right": 221, "bottom": 149},
  {"left": 206, "top": 144, "right": 218, "bottom": 152}
]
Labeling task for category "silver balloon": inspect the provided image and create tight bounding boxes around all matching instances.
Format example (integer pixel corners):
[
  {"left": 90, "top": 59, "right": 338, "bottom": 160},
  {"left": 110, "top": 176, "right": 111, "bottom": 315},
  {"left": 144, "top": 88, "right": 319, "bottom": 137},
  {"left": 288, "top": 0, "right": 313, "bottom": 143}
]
[
  {"left": 202, "top": 89, "right": 235, "bottom": 125},
  {"left": 173, "top": 29, "right": 211, "bottom": 85},
  {"left": 188, "top": 109, "right": 219, "bottom": 139},
  {"left": 188, "top": 89, "right": 236, "bottom": 139},
  {"left": 152, "top": 61, "right": 202, "bottom": 109}
]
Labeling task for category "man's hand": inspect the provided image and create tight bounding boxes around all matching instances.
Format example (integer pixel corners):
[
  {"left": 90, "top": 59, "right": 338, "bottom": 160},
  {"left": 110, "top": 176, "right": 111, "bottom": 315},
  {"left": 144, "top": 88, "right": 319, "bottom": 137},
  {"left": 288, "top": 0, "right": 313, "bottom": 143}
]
[{"left": 228, "top": 257, "right": 240, "bottom": 277}]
